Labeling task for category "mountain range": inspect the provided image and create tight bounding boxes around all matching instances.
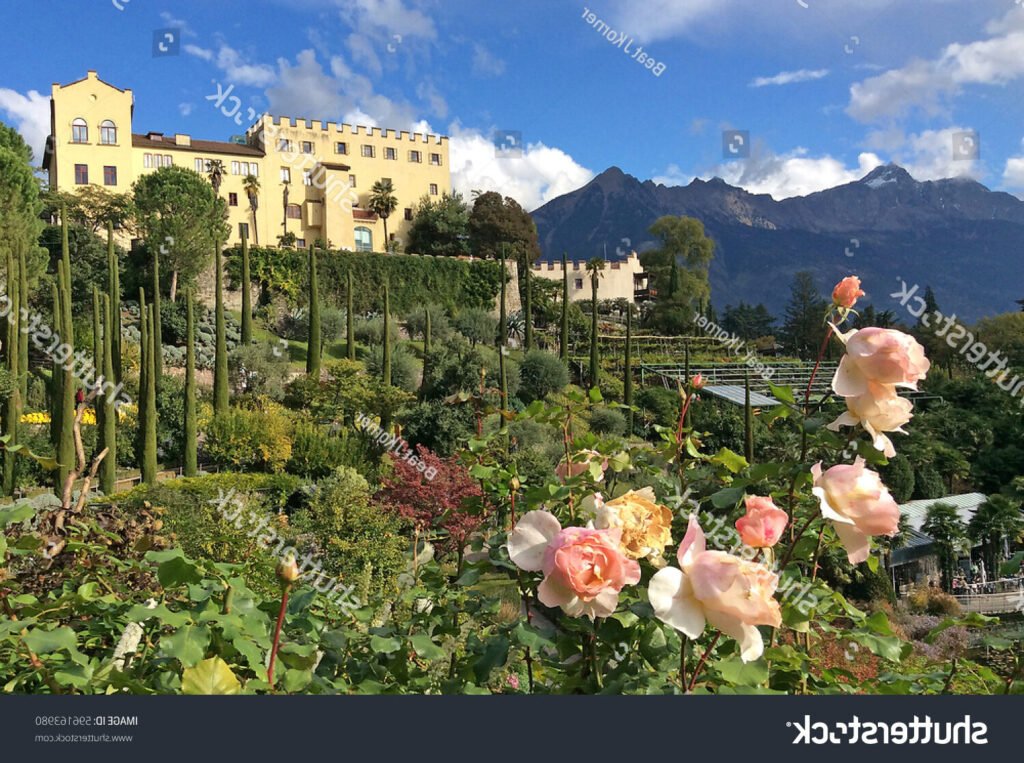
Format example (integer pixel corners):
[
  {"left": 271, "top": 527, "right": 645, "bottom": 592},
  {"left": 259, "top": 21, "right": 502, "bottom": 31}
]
[{"left": 530, "top": 164, "right": 1024, "bottom": 322}]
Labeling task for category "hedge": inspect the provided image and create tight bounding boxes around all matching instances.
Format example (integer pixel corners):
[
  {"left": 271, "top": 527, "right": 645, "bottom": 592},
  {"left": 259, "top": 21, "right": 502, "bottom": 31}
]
[{"left": 224, "top": 246, "right": 504, "bottom": 315}]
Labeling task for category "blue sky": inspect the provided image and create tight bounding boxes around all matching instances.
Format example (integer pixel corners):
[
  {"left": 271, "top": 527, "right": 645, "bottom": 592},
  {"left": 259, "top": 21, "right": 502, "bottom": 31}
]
[{"left": 2, "top": 0, "right": 1024, "bottom": 209}]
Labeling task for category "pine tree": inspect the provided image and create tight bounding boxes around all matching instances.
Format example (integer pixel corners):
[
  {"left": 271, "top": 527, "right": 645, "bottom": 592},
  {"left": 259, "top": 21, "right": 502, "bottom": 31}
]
[
  {"left": 100, "top": 293, "right": 116, "bottom": 494},
  {"left": 108, "top": 222, "right": 122, "bottom": 384},
  {"left": 780, "top": 271, "right": 828, "bottom": 360},
  {"left": 240, "top": 228, "right": 253, "bottom": 345},
  {"left": 213, "top": 239, "right": 229, "bottom": 414},
  {"left": 346, "top": 268, "right": 355, "bottom": 361},
  {"left": 3, "top": 250, "right": 20, "bottom": 495},
  {"left": 624, "top": 303, "right": 633, "bottom": 435},
  {"left": 184, "top": 288, "right": 198, "bottom": 477},
  {"left": 306, "top": 245, "right": 321, "bottom": 378},
  {"left": 560, "top": 251, "right": 569, "bottom": 361},
  {"left": 524, "top": 257, "right": 534, "bottom": 351},
  {"left": 382, "top": 280, "right": 392, "bottom": 386},
  {"left": 142, "top": 303, "right": 158, "bottom": 485},
  {"left": 151, "top": 245, "right": 163, "bottom": 393}
]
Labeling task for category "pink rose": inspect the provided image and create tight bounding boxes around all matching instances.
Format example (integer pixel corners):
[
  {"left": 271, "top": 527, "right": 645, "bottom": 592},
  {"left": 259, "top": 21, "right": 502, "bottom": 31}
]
[
  {"left": 648, "top": 515, "right": 781, "bottom": 662},
  {"left": 735, "top": 495, "right": 789, "bottom": 549},
  {"left": 508, "top": 511, "right": 640, "bottom": 619},
  {"left": 811, "top": 458, "right": 900, "bottom": 564},
  {"left": 827, "top": 380, "right": 913, "bottom": 458},
  {"left": 831, "top": 325, "right": 930, "bottom": 396},
  {"left": 555, "top": 449, "right": 608, "bottom": 481},
  {"left": 832, "top": 276, "right": 865, "bottom": 309}
]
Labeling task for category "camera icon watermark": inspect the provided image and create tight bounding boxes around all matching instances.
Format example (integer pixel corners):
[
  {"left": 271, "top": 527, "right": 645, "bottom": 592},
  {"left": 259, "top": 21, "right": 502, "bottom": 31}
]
[
  {"left": 722, "top": 130, "right": 750, "bottom": 159},
  {"left": 152, "top": 28, "right": 181, "bottom": 57},
  {"left": 494, "top": 130, "right": 523, "bottom": 158},
  {"left": 952, "top": 130, "right": 980, "bottom": 161}
]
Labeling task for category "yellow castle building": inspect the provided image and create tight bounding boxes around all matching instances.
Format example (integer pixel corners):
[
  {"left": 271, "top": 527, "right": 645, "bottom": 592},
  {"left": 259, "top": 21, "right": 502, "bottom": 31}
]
[{"left": 43, "top": 71, "right": 452, "bottom": 251}]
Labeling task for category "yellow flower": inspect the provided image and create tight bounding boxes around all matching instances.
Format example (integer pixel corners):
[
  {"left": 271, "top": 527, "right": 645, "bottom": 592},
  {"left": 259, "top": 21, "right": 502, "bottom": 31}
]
[{"left": 593, "top": 487, "right": 674, "bottom": 562}]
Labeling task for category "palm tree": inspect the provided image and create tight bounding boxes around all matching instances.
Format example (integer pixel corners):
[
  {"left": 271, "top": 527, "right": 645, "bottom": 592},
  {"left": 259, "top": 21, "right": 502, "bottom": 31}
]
[
  {"left": 968, "top": 494, "right": 1024, "bottom": 578},
  {"left": 207, "top": 159, "right": 225, "bottom": 197},
  {"left": 922, "top": 502, "right": 968, "bottom": 592},
  {"left": 369, "top": 179, "right": 398, "bottom": 252},
  {"left": 243, "top": 174, "right": 260, "bottom": 245}
]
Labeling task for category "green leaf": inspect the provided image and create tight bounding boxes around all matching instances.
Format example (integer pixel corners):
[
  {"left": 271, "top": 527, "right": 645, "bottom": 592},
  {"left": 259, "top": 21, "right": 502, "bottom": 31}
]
[
  {"left": 511, "top": 622, "right": 554, "bottom": 651},
  {"left": 924, "top": 613, "right": 997, "bottom": 643},
  {"left": 23, "top": 626, "right": 78, "bottom": 654},
  {"left": 410, "top": 634, "right": 446, "bottom": 661},
  {"left": 767, "top": 383, "right": 795, "bottom": 405},
  {"left": 160, "top": 624, "right": 210, "bottom": 667},
  {"left": 473, "top": 635, "right": 510, "bottom": 684},
  {"left": 714, "top": 656, "right": 769, "bottom": 686},
  {"left": 369, "top": 635, "right": 401, "bottom": 654},
  {"left": 156, "top": 556, "right": 203, "bottom": 589},
  {"left": 712, "top": 448, "right": 748, "bottom": 474},
  {"left": 469, "top": 464, "right": 495, "bottom": 479},
  {"left": 282, "top": 668, "right": 313, "bottom": 692},
  {"left": 54, "top": 663, "right": 94, "bottom": 689},
  {"left": 181, "top": 657, "right": 241, "bottom": 695},
  {"left": 710, "top": 486, "right": 745, "bottom": 509},
  {"left": 588, "top": 387, "right": 603, "bottom": 404},
  {"left": 866, "top": 555, "right": 879, "bottom": 574},
  {"left": 0, "top": 503, "right": 34, "bottom": 529}
]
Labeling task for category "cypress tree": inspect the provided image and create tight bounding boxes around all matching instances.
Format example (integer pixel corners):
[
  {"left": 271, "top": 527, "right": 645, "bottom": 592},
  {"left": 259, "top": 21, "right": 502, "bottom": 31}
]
[
  {"left": 306, "top": 245, "right": 321, "bottom": 378},
  {"left": 3, "top": 250, "right": 20, "bottom": 495},
  {"left": 589, "top": 267, "right": 599, "bottom": 391},
  {"left": 382, "top": 279, "right": 392, "bottom": 386},
  {"left": 142, "top": 303, "right": 158, "bottom": 485},
  {"left": 136, "top": 288, "right": 148, "bottom": 472},
  {"left": 184, "top": 289, "right": 198, "bottom": 477},
  {"left": 151, "top": 245, "right": 163, "bottom": 393},
  {"left": 213, "top": 239, "right": 229, "bottom": 414},
  {"left": 108, "top": 222, "right": 122, "bottom": 383},
  {"left": 624, "top": 303, "right": 633, "bottom": 436},
  {"left": 92, "top": 286, "right": 104, "bottom": 444},
  {"left": 57, "top": 259, "right": 75, "bottom": 497},
  {"left": 560, "top": 251, "right": 569, "bottom": 362},
  {"left": 17, "top": 245, "right": 28, "bottom": 403},
  {"left": 498, "top": 247, "right": 508, "bottom": 408},
  {"left": 49, "top": 281, "right": 62, "bottom": 448},
  {"left": 240, "top": 229, "right": 253, "bottom": 345},
  {"left": 744, "top": 370, "right": 754, "bottom": 464},
  {"left": 346, "top": 268, "right": 355, "bottom": 361},
  {"left": 420, "top": 307, "right": 431, "bottom": 400},
  {"left": 100, "top": 293, "right": 116, "bottom": 494},
  {"left": 524, "top": 256, "right": 533, "bottom": 351}
]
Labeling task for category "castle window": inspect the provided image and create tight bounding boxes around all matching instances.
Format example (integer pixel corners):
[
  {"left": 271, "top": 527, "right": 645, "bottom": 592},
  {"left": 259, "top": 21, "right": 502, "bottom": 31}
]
[
  {"left": 409, "top": 150, "right": 422, "bottom": 163},
  {"left": 349, "top": 174, "right": 357, "bottom": 188},
  {"left": 280, "top": 167, "right": 291, "bottom": 183},
  {"left": 575, "top": 279, "right": 584, "bottom": 290},
  {"left": 71, "top": 118, "right": 88, "bottom": 144},
  {"left": 278, "top": 138, "right": 294, "bottom": 152},
  {"left": 231, "top": 161, "right": 241, "bottom": 175},
  {"left": 75, "top": 164, "right": 89, "bottom": 185},
  {"left": 229, "top": 192, "right": 239, "bottom": 206},
  {"left": 144, "top": 153, "right": 153, "bottom": 169},
  {"left": 103, "top": 166, "right": 117, "bottom": 186},
  {"left": 301, "top": 141, "right": 313, "bottom": 154},
  {"left": 162, "top": 155, "right": 173, "bottom": 167},
  {"left": 286, "top": 204, "right": 302, "bottom": 220},
  {"left": 248, "top": 163, "right": 259, "bottom": 177},
  {"left": 385, "top": 147, "right": 397, "bottom": 160},
  {"left": 303, "top": 170, "right": 313, "bottom": 186},
  {"left": 361, "top": 145, "right": 375, "bottom": 158},
  {"left": 429, "top": 183, "right": 439, "bottom": 196},
  {"left": 404, "top": 208, "right": 413, "bottom": 221},
  {"left": 354, "top": 226, "right": 372, "bottom": 252},
  {"left": 100, "top": 120, "right": 117, "bottom": 145},
  {"left": 297, "top": 238, "right": 306, "bottom": 248},
  {"left": 194, "top": 158, "right": 204, "bottom": 172},
  {"left": 335, "top": 141, "right": 348, "bottom": 155},
  {"left": 430, "top": 153, "right": 442, "bottom": 166}
]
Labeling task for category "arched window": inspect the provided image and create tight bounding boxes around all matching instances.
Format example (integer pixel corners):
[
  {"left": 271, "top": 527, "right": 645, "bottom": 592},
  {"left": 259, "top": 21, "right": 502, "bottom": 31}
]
[
  {"left": 72, "top": 118, "right": 88, "bottom": 143},
  {"left": 354, "top": 226, "right": 373, "bottom": 252},
  {"left": 100, "top": 120, "right": 117, "bottom": 145}
]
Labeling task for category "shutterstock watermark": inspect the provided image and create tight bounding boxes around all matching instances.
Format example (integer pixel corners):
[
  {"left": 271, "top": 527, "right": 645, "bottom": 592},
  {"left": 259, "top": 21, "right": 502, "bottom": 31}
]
[
  {"left": 581, "top": 7, "right": 666, "bottom": 77},
  {"left": 207, "top": 488, "right": 360, "bottom": 614},
  {"left": 0, "top": 291, "right": 131, "bottom": 409},
  {"left": 891, "top": 278, "right": 1024, "bottom": 404},
  {"left": 354, "top": 412, "right": 438, "bottom": 480},
  {"left": 788, "top": 715, "right": 988, "bottom": 745},
  {"left": 693, "top": 313, "right": 777, "bottom": 382}
]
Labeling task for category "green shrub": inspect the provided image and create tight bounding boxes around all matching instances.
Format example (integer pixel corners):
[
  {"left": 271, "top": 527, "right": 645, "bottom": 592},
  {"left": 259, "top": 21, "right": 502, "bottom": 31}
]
[
  {"left": 454, "top": 308, "right": 498, "bottom": 347},
  {"left": 287, "top": 419, "right": 378, "bottom": 480},
  {"left": 635, "top": 386, "right": 680, "bottom": 429},
  {"left": 277, "top": 306, "right": 346, "bottom": 343},
  {"left": 203, "top": 403, "right": 293, "bottom": 472},
  {"left": 907, "top": 587, "right": 962, "bottom": 616},
  {"left": 589, "top": 406, "right": 627, "bottom": 436},
  {"left": 597, "top": 370, "right": 625, "bottom": 402},
  {"left": 405, "top": 304, "right": 454, "bottom": 342},
  {"left": 228, "top": 343, "right": 292, "bottom": 401},
  {"left": 354, "top": 315, "right": 400, "bottom": 346},
  {"left": 365, "top": 343, "right": 420, "bottom": 393},
  {"left": 518, "top": 350, "right": 569, "bottom": 402},
  {"left": 399, "top": 401, "right": 476, "bottom": 456}
]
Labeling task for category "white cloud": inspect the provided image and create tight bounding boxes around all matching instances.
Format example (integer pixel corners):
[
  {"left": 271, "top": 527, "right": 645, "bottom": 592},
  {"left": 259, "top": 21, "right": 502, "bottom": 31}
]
[
  {"left": 178, "top": 102, "right": 194, "bottom": 117},
  {"left": 1003, "top": 157, "right": 1024, "bottom": 190},
  {"left": 447, "top": 123, "right": 594, "bottom": 211},
  {"left": 471, "top": 43, "right": 506, "bottom": 77},
  {"left": 0, "top": 88, "right": 50, "bottom": 163},
  {"left": 848, "top": 7, "right": 1024, "bottom": 122},
  {"left": 697, "top": 148, "right": 884, "bottom": 199},
  {"left": 335, "top": 0, "right": 436, "bottom": 40},
  {"left": 186, "top": 43, "right": 276, "bottom": 87},
  {"left": 652, "top": 164, "right": 693, "bottom": 187},
  {"left": 864, "top": 126, "right": 984, "bottom": 181},
  {"left": 750, "top": 68, "right": 829, "bottom": 88}
]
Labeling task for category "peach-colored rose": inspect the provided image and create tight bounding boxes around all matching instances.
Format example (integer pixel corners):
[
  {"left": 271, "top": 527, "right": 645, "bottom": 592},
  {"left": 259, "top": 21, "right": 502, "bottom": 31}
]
[
  {"left": 555, "top": 449, "right": 608, "bottom": 481},
  {"left": 692, "top": 373, "right": 705, "bottom": 390},
  {"left": 827, "top": 380, "right": 913, "bottom": 458},
  {"left": 812, "top": 458, "right": 900, "bottom": 564},
  {"left": 735, "top": 495, "right": 788, "bottom": 549},
  {"left": 831, "top": 325, "right": 930, "bottom": 396},
  {"left": 508, "top": 511, "right": 640, "bottom": 619},
  {"left": 593, "top": 487, "right": 674, "bottom": 561},
  {"left": 832, "top": 276, "right": 865, "bottom": 309},
  {"left": 648, "top": 515, "right": 781, "bottom": 662}
]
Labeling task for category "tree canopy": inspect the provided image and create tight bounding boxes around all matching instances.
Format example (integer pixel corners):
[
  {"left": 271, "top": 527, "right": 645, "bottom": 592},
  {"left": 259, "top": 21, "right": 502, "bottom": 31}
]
[{"left": 406, "top": 191, "right": 471, "bottom": 257}]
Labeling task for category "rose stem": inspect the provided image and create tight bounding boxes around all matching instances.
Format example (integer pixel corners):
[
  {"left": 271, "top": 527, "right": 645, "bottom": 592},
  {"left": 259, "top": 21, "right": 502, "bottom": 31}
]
[
  {"left": 267, "top": 586, "right": 290, "bottom": 690},
  {"left": 687, "top": 632, "right": 721, "bottom": 693}
]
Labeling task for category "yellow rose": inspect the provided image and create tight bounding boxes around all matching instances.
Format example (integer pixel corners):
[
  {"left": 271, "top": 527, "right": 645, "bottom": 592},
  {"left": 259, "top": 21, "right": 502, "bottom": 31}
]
[{"left": 593, "top": 487, "right": 674, "bottom": 561}]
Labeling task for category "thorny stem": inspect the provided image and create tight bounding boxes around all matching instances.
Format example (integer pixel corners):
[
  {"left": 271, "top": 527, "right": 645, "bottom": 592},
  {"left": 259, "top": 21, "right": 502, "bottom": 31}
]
[
  {"left": 267, "top": 585, "right": 291, "bottom": 690},
  {"left": 679, "top": 636, "right": 688, "bottom": 690},
  {"left": 687, "top": 632, "right": 721, "bottom": 693},
  {"left": 517, "top": 574, "right": 536, "bottom": 693}
]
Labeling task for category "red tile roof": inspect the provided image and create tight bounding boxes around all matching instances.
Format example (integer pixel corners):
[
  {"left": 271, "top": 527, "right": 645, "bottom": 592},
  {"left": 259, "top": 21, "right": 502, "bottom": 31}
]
[{"left": 132, "top": 134, "right": 264, "bottom": 157}]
